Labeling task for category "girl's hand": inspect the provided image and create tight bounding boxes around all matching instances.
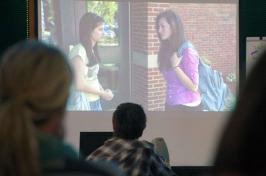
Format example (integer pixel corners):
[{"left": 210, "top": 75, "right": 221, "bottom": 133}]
[{"left": 101, "top": 89, "right": 114, "bottom": 101}]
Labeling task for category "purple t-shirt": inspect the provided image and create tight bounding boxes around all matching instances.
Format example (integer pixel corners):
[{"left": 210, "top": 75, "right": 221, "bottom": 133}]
[{"left": 162, "top": 47, "right": 201, "bottom": 106}]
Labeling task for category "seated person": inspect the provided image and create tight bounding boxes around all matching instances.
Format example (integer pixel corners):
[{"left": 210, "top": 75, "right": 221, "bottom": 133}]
[
  {"left": 87, "top": 102, "right": 176, "bottom": 176},
  {"left": 212, "top": 50, "right": 266, "bottom": 176},
  {"left": 0, "top": 40, "right": 123, "bottom": 176}
]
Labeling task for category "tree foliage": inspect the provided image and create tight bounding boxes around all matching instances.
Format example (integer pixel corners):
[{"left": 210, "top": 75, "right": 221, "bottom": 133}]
[{"left": 87, "top": 1, "right": 118, "bottom": 26}]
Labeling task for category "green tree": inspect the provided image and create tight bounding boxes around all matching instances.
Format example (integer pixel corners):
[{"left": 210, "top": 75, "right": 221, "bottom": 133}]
[{"left": 87, "top": 1, "right": 118, "bottom": 26}]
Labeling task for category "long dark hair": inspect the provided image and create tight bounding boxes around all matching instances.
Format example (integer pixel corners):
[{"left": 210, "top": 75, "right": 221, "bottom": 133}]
[
  {"left": 79, "top": 12, "right": 104, "bottom": 66},
  {"left": 156, "top": 10, "right": 186, "bottom": 71}
]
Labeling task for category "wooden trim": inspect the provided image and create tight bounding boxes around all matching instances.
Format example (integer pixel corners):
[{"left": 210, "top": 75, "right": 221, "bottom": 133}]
[{"left": 28, "top": 0, "right": 36, "bottom": 39}]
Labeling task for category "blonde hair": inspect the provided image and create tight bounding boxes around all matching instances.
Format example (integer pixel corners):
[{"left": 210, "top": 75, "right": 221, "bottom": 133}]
[{"left": 0, "top": 40, "right": 73, "bottom": 176}]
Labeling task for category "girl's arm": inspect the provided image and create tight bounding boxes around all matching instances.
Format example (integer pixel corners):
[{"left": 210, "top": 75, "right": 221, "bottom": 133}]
[
  {"left": 72, "top": 56, "right": 114, "bottom": 100},
  {"left": 171, "top": 53, "right": 198, "bottom": 92},
  {"left": 72, "top": 56, "right": 105, "bottom": 96},
  {"left": 98, "top": 80, "right": 114, "bottom": 101}
]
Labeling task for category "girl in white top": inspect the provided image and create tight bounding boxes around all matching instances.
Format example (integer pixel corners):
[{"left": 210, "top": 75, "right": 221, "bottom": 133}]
[{"left": 68, "top": 12, "right": 113, "bottom": 111}]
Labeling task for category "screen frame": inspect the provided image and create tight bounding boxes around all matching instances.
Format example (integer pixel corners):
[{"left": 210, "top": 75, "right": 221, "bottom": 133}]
[{"left": 27, "top": 0, "right": 240, "bottom": 166}]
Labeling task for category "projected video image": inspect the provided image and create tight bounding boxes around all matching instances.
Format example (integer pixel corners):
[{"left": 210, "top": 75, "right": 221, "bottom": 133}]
[{"left": 39, "top": 0, "right": 238, "bottom": 112}]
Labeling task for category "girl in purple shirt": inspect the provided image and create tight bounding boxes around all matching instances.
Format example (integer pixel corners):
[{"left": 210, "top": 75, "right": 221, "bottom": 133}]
[{"left": 156, "top": 10, "right": 201, "bottom": 111}]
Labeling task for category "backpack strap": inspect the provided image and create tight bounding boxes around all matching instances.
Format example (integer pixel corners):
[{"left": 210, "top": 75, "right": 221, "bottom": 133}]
[{"left": 177, "top": 41, "right": 195, "bottom": 56}]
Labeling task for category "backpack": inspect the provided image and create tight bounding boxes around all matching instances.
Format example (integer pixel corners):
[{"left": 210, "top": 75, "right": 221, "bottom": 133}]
[
  {"left": 198, "top": 58, "right": 235, "bottom": 111},
  {"left": 178, "top": 42, "right": 235, "bottom": 111}
]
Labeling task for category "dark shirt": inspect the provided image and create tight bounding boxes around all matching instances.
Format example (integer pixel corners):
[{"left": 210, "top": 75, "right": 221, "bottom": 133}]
[
  {"left": 37, "top": 132, "right": 124, "bottom": 176},
  {"left": 37, "top": 132, "right": 78, "bottom": 171}
]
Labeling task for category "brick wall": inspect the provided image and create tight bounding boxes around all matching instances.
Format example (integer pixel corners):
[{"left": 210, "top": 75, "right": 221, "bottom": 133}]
[
  {"left": 131, "top": 2, "right": 167, "bottom": 110},
  {"left": 131, "top": 2, "right": 148, "bottom": 54},
  {"left": 170, "top": 3, "right": 237, "bottom": 91},
  {"left": 131, "top": 64, "right": 148, "bottom": 109},
  {"left": 147, "top": 68, "right": 166, "bottom": 111},
  {"left": 131, "top": 2, "right": 237, "bottom": 111},
  {"left": 131, "top": 3, "right": 146, "bottom": 108}
]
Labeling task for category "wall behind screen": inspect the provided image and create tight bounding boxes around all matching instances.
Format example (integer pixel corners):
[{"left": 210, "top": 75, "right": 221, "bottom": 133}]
[
  {"left": 1, "top": 0, "right": 266, "bottom": 166},
  {"left": 0, "top": 0, "right": 27, "bottom": 55}
]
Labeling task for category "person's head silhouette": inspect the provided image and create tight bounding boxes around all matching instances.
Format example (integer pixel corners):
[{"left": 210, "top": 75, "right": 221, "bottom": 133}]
[{"left": 0, "top": 40, "right": 73, "bottom": 176}]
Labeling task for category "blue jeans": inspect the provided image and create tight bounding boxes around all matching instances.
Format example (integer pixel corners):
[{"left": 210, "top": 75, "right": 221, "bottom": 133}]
[
  {"left": 90, "top": 99, "right": 102, "bottom": 111},
  {"left": 67, "top": 90, "right": 91, "bottom": 111}
]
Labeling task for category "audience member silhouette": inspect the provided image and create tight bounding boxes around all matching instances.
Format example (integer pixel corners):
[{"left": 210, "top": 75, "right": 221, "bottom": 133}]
[
  {"left": 87, "top": 102, "right": 176, "bottom": 176},
  {"left": 0, "top": 40, "right": 123, "bottom": 176},
  {"left": 213, "top": 50, "right": 266, "bottom": 176}
]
